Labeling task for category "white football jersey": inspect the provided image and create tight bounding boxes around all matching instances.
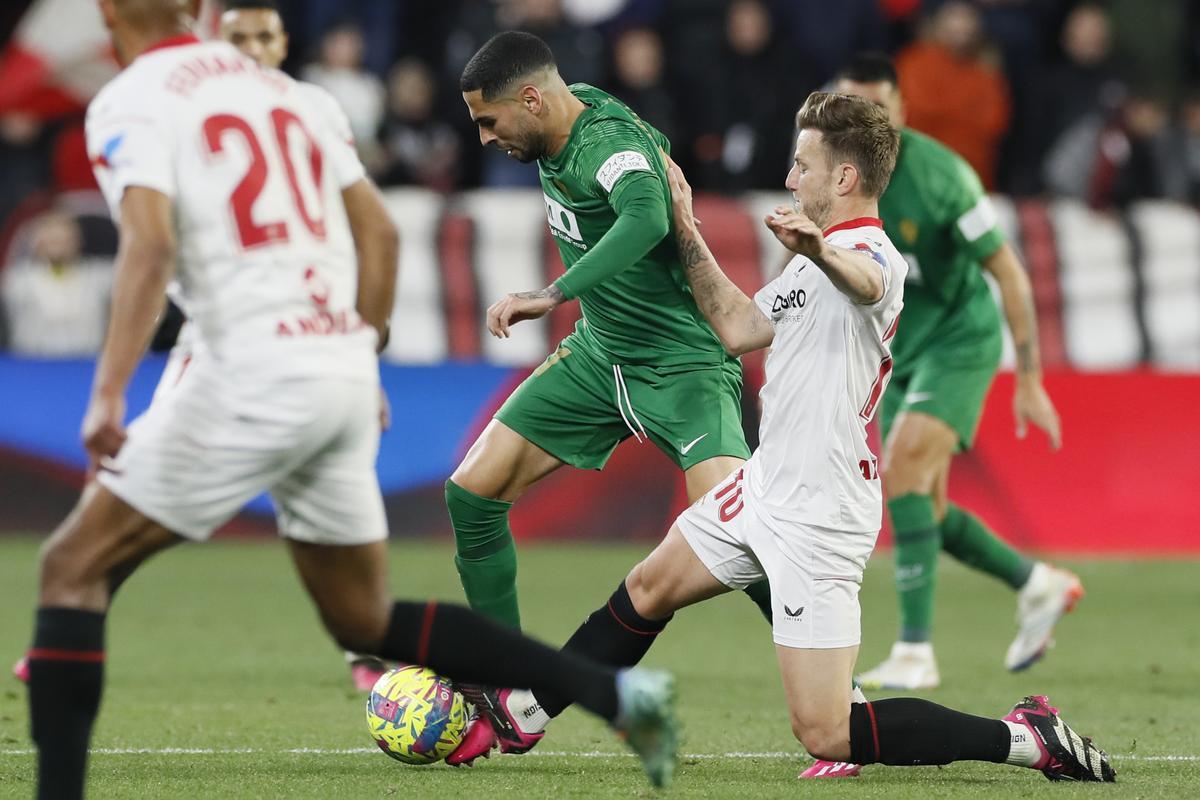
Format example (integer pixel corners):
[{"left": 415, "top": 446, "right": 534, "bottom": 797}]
[
  {"left": 747, "top": 217, "right": 906, "bottom": 532},
  {"left": 86, "top": 36, "right": 376, "bottom": 379}
]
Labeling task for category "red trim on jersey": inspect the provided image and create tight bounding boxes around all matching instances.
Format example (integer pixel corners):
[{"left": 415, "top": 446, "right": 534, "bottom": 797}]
[
  {"left": 27, "top": 648, "right": 105, "bottom": 663},
  {"left": 142, "top": 34, "right": 203, "bottom": 56},
  {"left": 822, "top": 217, "right": 883, "bottom": 237}
]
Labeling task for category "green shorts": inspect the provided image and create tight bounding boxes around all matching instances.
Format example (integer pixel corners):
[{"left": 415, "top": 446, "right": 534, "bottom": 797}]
[
  {"left": 881, "top": 341, "right": 1001, "bottom": 452},
  {"left": 495, "top": 334, "right": 751, "bottom": 471}
]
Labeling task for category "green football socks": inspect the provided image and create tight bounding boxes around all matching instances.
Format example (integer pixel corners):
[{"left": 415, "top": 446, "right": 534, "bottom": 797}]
[
  {"left": 445, "top": 479, "right": 521, "bottom": 629},
  {"left": 940, "top": 503, "right": 1034, "bottom": 590},
  {"left": 889, "top": 492, "right": 940, "bottom": 643}
]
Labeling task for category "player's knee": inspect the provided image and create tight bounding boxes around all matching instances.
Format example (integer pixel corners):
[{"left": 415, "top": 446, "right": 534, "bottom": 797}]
[
  {"left": 881, "top": 449, "right": 936, "bottom": 497},
  {"left": 38, "top": 523, "right": 96, "bottom": 605},
  {"left": 624, "top": 563, "right": 673, "bottom": 621},
  {"left": 792, "top": 717, "right": 848, "bottom": 762}
]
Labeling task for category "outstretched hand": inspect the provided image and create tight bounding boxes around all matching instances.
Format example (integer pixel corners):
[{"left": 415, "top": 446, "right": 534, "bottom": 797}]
[
  {"left": 764, "top": 206, "right": 824, "bottom": 260},
  {"left": 486, "top": 288, "right": 562, "bottom": 338},
  {"left": 1014, "top": 380, "right": 1062, "bottom": 450}
]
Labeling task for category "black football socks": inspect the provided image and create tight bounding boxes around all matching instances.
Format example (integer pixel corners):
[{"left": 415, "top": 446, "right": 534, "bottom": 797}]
[{"left": 849, "top": 698, "right": 1010, "bottom": 765}]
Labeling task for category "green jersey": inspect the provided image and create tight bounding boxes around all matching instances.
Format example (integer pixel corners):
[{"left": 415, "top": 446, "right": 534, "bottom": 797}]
[
  {"left": 541, "top": 83, "right": 729, "bottom": 367},
  {"left": 880, "top": 128, "right": 1005, "bottom": 371}
]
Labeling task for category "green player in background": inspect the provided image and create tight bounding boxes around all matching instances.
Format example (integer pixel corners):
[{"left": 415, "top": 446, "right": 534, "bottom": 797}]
[
  {"left": 834, "top": 55, "right": 1081, "bottom": 691},
  {"left": 447, "top": 31, "right": 760, "bottom": 758}
]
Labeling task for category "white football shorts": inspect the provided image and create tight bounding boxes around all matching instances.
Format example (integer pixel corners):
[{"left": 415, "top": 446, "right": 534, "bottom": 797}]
[
  {"left": 675, "top": 465, "right": 878, "bottom": 649},
  {"left": 99, "top": 357, "right": 387, "bottom": 545}
]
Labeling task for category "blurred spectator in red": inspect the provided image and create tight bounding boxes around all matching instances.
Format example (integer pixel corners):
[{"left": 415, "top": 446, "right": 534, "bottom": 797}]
[
  {"left": 689, "top": 0, "right": 798, "bottom": 191},
  {"left": 609, "top": 27, "right": 679, "bottom": 147},
  {"left": 302, "top": 23, "right": 385, "bottom": 168},
  {"left": 1, "top": 210, "right": 110, "bottom": 356},
  {"left": 897, "top": 1, "right": 1011, "bottom": 189},
  {"left": 376, "top": 58, "right": 461, "bottom": 192}
]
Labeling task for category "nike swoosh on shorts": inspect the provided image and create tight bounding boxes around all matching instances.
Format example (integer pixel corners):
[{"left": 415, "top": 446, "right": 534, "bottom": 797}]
[{"left": 680, "top": 434, "right": 708, "bottom": 455}]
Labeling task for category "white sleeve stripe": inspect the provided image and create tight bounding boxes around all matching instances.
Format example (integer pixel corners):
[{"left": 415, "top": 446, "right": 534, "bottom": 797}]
[
  {"left": 595, "top": 150, "right": 652, "bottom": 193},
  {"left": 956, "top": 196, "right": 999, "bottom": 242}
]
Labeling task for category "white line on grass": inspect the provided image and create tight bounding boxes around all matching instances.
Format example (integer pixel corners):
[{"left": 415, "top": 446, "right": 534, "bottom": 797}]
[{"left": 0, "top": 748, "right": 1194, "bottom": 762}]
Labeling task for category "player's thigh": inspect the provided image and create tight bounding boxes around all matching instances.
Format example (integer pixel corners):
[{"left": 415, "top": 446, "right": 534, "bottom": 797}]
[
  {"left": 286, "top": 539, "right": 392, "bottom": 652},
  {"left": 881, "top": 410, "right": 958, "bottom": 497},
  {"left": 458, "top": 340, "right": 627, "bottom": 497},
  {"left": 450, "top": 419, "right": 565, "bottom": 502},
  {"left": 641, "top": 467, "right": 764, "bottom": 618},
  {"left": 631, "top": 360, "right": 751, "bottom": 473},
  {"left": 776, "top": 643, "right": 858, "bottom": 758},
  {"left": 625, "top": 525, "right": 732, "bottom": 619},
  {"left": 40, "top": 482, "right": 182, "bottom": 610},
  {"left": 684, "top": 456, "right": 746, "bottom": 503}
]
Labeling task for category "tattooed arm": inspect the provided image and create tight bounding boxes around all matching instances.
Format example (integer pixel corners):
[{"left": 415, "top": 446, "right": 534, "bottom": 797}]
[
  {"left": 982, "top": 242, "right": 1062, "bottom": 448},
  {"left": 667, "top": 163, "right": 774, "bottom": 356},
  {"left": 486, "top": 284, "right": 567, "bottom": 339}
]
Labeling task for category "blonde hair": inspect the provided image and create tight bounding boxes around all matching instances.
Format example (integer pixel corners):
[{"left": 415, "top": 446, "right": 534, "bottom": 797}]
[{"left": 794, "top": 91, "right": 900, "bottom": 197}]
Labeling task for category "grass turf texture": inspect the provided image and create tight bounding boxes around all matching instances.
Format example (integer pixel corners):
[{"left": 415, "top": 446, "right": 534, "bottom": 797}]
[{"left": 0, "top": 537, "right": 1196, "bottom": 798}]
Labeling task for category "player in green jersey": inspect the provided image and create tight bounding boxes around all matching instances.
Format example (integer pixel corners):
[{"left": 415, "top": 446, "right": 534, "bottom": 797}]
[
  {"left": 834, "top": 55, "right": 1080, "bottom": 690},
  {"left": 449, "top": 32, "right": 760, "bottom": 756}
]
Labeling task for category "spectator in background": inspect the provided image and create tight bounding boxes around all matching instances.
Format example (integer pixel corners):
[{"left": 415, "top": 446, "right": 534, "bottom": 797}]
[
  {"left": 1044, "top": 91, "right": 1175, "bottom": 208},
  {"left": 497, "top": 0, "right": 606, "bottom": 88},
  {"left": 302, "top": 23, "right": 385, "bottom": 169},
  {"left": 297, "top": 0, "right": 400, "bottom": 77},
  {"left": 1, "top": 210, "right": 110, "bottom": 356},
  {"left": 1181, "top": 95, "right": 1200, "bottom": 204},
  {"left": 609, "top": 27, "right": 679, "bottom": 147},
  {"left": 897, "top": 1, "right": 1010, "bottom": 189},
  {"left": 690, "top": 0, "right": 797, "bottom": 191},
  {"left": 377, "top": 58, "right": 461, "bottom": 191},
  {"left": 1040, "top": 4, "right": 1126, "bottom": 166}
]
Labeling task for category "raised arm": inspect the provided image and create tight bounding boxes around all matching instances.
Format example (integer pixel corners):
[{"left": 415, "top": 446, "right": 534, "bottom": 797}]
[
  {"left": 665, "top": 162, "right": 773, "bottom": 356},
  {"left": 342, "top": 177, "right": 399, "bottom": 350},
  {"left": 83, "top": 187, "right": 175, "bottom": 466},
  {"left": 981, "top": 241, "right": 1061, "bottom": 448},
  {"left": 764, "top": 208, "right": 884, "bottom": 304}
]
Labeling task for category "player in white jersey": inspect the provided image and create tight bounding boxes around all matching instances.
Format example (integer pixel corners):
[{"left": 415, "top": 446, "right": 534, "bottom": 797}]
[
  {"left": 510, "top": 92, "right": 1114, "bottom": 784},
  {"left": 24, "top": 3, "right": 678, "bottom": 797}
]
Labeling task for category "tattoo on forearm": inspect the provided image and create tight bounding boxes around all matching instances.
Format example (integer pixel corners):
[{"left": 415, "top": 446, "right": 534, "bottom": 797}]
[
  {"left": 1015, "top": 297, "right": 1040, "bottom": 374},
  {"left": 515, "top": 284, "right": 565, "bottom": 303},
  {"left": 676, "top": 232, "right": 708, "bottom": 273}
]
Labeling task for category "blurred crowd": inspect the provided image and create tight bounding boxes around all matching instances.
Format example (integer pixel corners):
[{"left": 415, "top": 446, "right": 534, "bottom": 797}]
[{"left": 4, "top": 0, "right": 1200, "bottom": 352}]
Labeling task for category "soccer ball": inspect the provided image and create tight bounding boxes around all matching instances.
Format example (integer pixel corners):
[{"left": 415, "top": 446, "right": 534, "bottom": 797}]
[{"left": 366, "top": 665, "right": 468, "bottom": 764}]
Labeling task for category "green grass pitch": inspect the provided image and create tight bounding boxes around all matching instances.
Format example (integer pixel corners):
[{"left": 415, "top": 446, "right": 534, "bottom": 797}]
[{"left": 0, "top": 537, "right": 1196, "bottom": 798}]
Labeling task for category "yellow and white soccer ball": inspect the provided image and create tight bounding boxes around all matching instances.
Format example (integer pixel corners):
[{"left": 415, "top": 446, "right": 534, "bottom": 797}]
[{"left": 366, "top": 665, "right": 468, "bottom": 764}]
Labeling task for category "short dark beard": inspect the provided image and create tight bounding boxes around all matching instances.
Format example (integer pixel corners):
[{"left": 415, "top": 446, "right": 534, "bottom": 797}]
[
  {"left": 803, "top": 190, "right": 834, "bottom": 230},
  {"left": 516, "top": 130, "right": 553, "bottom": 163}
]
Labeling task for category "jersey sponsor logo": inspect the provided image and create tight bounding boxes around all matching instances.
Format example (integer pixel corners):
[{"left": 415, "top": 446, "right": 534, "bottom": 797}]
[
  {"left": 680, "top": 433, "right": 708, "bottom": 455},
  {"left": 595, "top": 150, "right": 652, "bottom": 193},
  {"left": 770, "top": 288, "right": 807, "bottom": 315},
  {"left": 899, "top": 218, "right": 919, "bottom": 245},
  {"left": 543, "top": 194, "right": 586, "bottom": 249}
]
